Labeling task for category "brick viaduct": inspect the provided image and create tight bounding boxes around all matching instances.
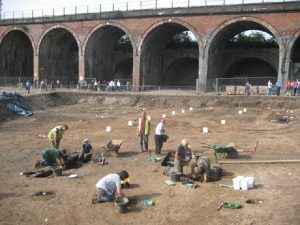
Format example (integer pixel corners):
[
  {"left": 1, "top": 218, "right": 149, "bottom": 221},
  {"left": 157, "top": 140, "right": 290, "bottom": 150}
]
[{"left": 1, "top": 1, "right": 300, "bottom": 91}]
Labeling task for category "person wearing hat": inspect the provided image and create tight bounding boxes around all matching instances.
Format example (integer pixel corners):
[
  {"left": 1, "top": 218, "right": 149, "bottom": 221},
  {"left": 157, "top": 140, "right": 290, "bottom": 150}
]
[
  {"left": 190, "top": 155, "right": 211, "bottom": 183},
  {"left": 48, "top": 124, "right": 68, "bottom": 149},
  {"left": 174, "top": 138, "right": 192, "bottom": 174},
  {"left": 35, "top": 147, "right": 66, "bottom": 169},
  {"left": 154, "top": 118, "right": 166, "bottom": 154},
  {"left": 78, "top": 138, "right": 93, "bottom": 163},
  {"left": 137, "top": 111, "right": 150, "bottom": 152},
  {"left": 93, "top": 170, "right": 129, "bottom": 203}
]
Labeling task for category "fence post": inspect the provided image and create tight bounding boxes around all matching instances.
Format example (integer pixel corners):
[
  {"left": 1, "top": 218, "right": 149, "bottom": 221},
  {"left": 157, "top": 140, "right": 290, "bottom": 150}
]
[
  {"left": 140, "top": 1, "right": 142, "bottom": 10},
  {"left": 223, "top": 0, "right": 225, "bottom": 6},
  {"left": 75, "top": 6, "right": 77, "bottom": 17},
  {"left": 32, "top": 10, "right": 33, "bottom": 21},
  {"left": 171, "top": 0, "right": 173, "bottom": 8},
  {"left": 63, "top": 7, "right": 65, "bottom": 18},
  {"left": 188, "top": 0, "right": 190, "bottom": 8},
  {"left": 205, "top": 0, "right": 207, "bottom": 7},
  {"left": 113, "top": 3, "right": 114, "bottom": 11},
  {"left": 155, "top": 0, "right": 158, "bottom": 9},
  {"left": 100, "top": 4, "right": 102, "bottom": 17},
  {"left": 126, "top": 2, "right": 128, "bottom": 11},
  {"left": 52, "top": 8, "right": 54, "bottom": 20},
  {"left": 87, "top": 5, "right": 89, "bottom": 14},
  {"left": 216, "top": 78, "right": 218, "bottom": 95}
]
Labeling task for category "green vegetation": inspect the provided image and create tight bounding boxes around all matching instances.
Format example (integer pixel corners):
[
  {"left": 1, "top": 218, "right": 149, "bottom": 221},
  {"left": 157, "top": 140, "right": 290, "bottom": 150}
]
[
  {"left": 114, "top": 35, "right": 132, "bottom": 52},
  {"left": 166, "top": 31, "right": 198, "bottom": 49},
  {"left": 228, "top": 30, "right": 278, "bottom": 48}
]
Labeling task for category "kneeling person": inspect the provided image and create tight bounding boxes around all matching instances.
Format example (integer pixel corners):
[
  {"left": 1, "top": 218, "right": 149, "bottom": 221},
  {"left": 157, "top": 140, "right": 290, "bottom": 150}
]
[
  {"left": 79, "top": 138, "right": 93, "bottom": 163},
  {"left": 94, "top": 170, "right": 129, "bottom": 203},
  {"left": 37, "top": 148, "right": 66, "bottom": 169}
]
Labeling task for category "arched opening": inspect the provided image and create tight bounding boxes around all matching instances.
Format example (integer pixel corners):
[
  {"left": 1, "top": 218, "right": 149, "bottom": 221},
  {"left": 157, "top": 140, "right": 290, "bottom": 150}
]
[
  {"left": 85, "top": 26, "right": 133, "bottom": 85},
  {"left": 140, "top": 23, "right": 199, "bottom": 86},
  {"left": 0, "top": 30, "right": 33, "bottom": 84},
  {"left": 207, "top": 20, "right": 279, "bottom": 89},
  {"left": 39, "top": 28, "right": 79, "bottom": 85},
  {"left": 163, "top": 57, "right": 198, "bottom": 86},
  {"left": 290, "top": 36, "right": 300, "bottom": 80}
]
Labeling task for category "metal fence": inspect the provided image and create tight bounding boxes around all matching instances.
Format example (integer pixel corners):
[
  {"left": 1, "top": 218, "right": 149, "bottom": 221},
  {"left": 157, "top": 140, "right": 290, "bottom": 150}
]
[
  {"left": 215, "top": 76, "right": 277, "bottom": 95},
  {"left": 0, "top": 0, "right": 296, "bottom": 22}
]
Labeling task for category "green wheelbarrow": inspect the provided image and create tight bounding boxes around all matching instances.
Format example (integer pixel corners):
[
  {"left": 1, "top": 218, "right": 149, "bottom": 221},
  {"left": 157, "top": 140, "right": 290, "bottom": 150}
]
[{"left": 201, "top": 142, "right": 238, "bottom": 161}]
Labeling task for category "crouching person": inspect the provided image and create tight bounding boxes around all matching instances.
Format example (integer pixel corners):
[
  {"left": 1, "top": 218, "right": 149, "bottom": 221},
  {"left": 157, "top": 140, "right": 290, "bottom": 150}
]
[
  {"left": 35, "top": 148, "right": 66, "bottom": 169},
  {"left": 191, "top": 155, "right": 211, "bottom": 183},
  {"left": 79, "top": 138, "right": 93, "bottom": 163},
  {"left": 93, "top": 170, "right": 129, "bottom": 203},
  {"left": 174, "top": 138, "right": 193, "bottom": 174}
]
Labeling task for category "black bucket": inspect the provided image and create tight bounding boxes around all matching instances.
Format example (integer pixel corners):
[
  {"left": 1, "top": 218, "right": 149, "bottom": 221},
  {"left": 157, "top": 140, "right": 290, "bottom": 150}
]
[{"left": 114, "top": 197, "right": 129, "bottom": 213}]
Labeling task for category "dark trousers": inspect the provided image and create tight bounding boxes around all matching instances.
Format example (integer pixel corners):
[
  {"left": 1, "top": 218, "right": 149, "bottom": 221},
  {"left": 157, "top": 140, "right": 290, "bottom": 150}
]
[
  {"left": 276, "top": 87, "right": 281, "bottom": 96},
  {"left": 154, "top": 134, "right": 163, "bottom": 154}
]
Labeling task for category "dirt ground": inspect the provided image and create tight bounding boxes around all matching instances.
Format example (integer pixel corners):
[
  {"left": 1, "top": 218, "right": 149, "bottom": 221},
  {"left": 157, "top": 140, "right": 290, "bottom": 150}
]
[{"left": 0, "top": 91, "right": 300, "bottom": 225}]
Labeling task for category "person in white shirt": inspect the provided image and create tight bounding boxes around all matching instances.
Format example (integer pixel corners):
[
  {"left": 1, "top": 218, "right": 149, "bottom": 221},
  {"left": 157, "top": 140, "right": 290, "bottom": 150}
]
[
  {"left": 93, "top": 170, "right": 129, "bottom": 203},
  {"left": 154, "top": 118, "right": 166, "bottom": 154}
]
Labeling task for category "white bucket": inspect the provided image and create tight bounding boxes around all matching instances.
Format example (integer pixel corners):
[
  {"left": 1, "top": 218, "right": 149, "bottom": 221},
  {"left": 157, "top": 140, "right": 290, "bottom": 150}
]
[
  {"left": 189, "top": 107, "right": 193, "bottom": 111},
  {"left": 241, "top": 178, "right": 248, "bottom": 190},
  {"left": 181, "top": 109, "right": 185, "bottom": 113},
  {"left": 221, "top": 120, "right": 226, "bottom": 125},
  {"left": 203, "top": 127, "right": 208, "bottom": 133},
  {"left": 232, "top": 178, "right": 241, "bottom": 190},
  {"left": 172, "top": 111, "right": 176, "bottom": 115},
  {"left": 162, "top": 114, "right": 166, "bottom": 118},
  {"left": 127, "top": 121, "right": 133, "bottom": 126},
  {"left": 246, "top": 176, "right": 254, "bottom": 189},
  {"left": 106, "top": 126, "right": 112, "bottom": 132},
  {"left": 238, "top": 110, "right": 243, "bottom": 115},
  {"left": 243, "top": 108, "right": 247, "bottom": 113}
]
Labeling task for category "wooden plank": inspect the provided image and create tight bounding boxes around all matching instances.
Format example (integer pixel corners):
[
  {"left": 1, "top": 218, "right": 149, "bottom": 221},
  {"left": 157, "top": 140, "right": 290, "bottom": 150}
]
[{"left": 218, "top": 159, "right": 300, "bottom": 164}]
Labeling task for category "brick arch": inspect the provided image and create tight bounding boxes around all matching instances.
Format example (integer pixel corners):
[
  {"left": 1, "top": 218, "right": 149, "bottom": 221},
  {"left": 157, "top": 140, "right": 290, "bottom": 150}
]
[
  {"left": 137, "top": 18, "right": 203, "bottom": 55},
  {"left": 82, "top": 21, "right": 136, "bottom": 58},
  {"left": 205, "top": 16, "right": 281, "bottom": 55},
  {"left": 286, "top": 28, "right": 300, "bottom": 61},
  {"left": 0, "top": 27, "right": 35, "bottom": 55},
  {"left": 37, "top": 24, "right": 81, "bottom": 56}
]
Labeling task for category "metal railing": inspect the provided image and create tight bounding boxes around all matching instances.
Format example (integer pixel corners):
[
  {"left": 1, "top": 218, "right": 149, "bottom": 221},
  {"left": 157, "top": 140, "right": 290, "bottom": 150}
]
[{"left": 0, "top": 0, "right": 297, "bottom": 23}]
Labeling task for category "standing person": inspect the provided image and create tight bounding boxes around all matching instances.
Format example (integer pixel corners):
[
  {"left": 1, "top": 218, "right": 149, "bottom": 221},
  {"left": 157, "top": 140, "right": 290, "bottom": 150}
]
[
  {"left": 285, "top": 80, "right": 291, "bottom": 96},
  {"left": 154, "top": 118, "right": 166, "bottom": 154},
  {"left": 48, "top": 124, "right": 68, "bottom": 149},
  {"left": 275, "top": 80, "right": 282, "bottom": 96},
  {"left": 267, "top": 80, "right": 273, "bottom": 96},
  {"left": 174, "top": 138, "right": 192, "bottom": 174},
  {"left": 293, "top": 79, "right": 299, "bottom": 96},
  {"left": 78, "top": 138, "right": 93, "bottom": 163},
  {"left": 191, "top": 155, "right": 211, "bottom": 183},
  {"left": 93, "top": 170, "right": 129, "bottom": 203},
  {"left": 35, "top": 148, "right": 66, "bottom": 169},
  {"left": 25, "top": 80, "right": 31, "bottom": 94},
  {"left": 116, "top": 80, "right": 121, "bottom": 91},
  {"left": 50, "top": 81, "right": 56, "bottom": 92},
  {"left": 137, "top": 111, "right": 150, "bottom": 152},
  {"left": 244, "top": 81, "right": 251, "bottom": 96}
]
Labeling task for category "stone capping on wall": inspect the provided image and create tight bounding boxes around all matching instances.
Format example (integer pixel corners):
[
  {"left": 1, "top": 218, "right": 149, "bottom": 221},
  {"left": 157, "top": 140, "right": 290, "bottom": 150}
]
[{"left": 1, "top": 2, "right": 300, "bottom": 25}]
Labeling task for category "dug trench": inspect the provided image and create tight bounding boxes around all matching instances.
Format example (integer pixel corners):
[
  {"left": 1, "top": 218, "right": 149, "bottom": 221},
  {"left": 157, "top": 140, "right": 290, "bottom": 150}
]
[{"left": 0, "top": 92, "right": 300, "bottom": 225}]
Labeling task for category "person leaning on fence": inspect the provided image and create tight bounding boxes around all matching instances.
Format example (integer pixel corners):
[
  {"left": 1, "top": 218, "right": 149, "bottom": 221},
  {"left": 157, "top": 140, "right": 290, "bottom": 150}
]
[
  {"left": 267, "top": 80, "right": 273, "bottom": 96},
  {"left": 48, "top": 124, "right": 68, "bottom": 149},
  {"left": 275, "top": 80, "right": 282, "bottom": 96},
  {"left": 137, "top": 111, "right": 150, "bottom": 153}
]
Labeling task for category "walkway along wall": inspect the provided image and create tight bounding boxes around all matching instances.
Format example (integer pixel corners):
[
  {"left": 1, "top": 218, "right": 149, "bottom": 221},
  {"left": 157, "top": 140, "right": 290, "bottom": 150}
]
[{"left": 1, "top": 2, "right": 300, "bottom": 91}]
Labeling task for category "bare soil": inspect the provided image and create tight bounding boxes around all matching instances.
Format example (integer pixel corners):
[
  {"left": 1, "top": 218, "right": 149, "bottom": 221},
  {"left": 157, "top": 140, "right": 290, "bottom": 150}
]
[{"left": 0, "top": 92, "right": 300, "bottom": 225}]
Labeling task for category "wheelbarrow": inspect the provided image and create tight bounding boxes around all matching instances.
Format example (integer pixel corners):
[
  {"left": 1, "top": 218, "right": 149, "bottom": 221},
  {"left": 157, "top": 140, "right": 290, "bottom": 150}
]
[
  {"left": 102, "top": 139, "right": 123, "bottom": 156},
  {"left": 201, "top": 142, "right": 238, "bottom": 161}
]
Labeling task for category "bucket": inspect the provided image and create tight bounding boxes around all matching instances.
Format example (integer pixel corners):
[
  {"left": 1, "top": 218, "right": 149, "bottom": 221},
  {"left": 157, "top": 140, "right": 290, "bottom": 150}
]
[
  {"left": 221, "top": 120, "right": 226, "bottom": 125},
  {"left": 162, "top": 114, "right": 166, "bottom": 118},
  {"left": 172, "top": 111, "right": 176, "bottom": 115},
  {"left": 238, "top": 110, "right": 243, "bottom": 115},
  {"left": 232, "top": 176, "right": 244, "bottom": 190},
  {"left": 127, "top": 121, "right": 133, "bottom": 126},
  {"left": 106, "top": 126, "right": 112, "bottom": 132},
  {"left": 241, "top": 178, "right": 248, "bottom": 190},
  {"left": 246, "top": 176, "right": 254, "bottom": 189},
  {"left": 52, "top": 166, "right": 63, "bottom": 176},
  {"left": 181, "top": 109, "right": 185, "bottom": 113},
  {"left": 203, "top": 127, "right": 208, "bottom": 133},
  {"left": 243, "top": 108, "right": 247, "bottom": 113},
  {"left": 114, "top": 197, "right": 129, "bottom": 213},
  {"left": 189, "top": 107, "right": 193, "bottom": 111}
]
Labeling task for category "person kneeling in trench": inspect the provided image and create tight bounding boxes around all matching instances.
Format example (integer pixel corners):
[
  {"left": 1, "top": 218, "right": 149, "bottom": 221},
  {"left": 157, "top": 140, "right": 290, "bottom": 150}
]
[
  {"left": 78, "top": 138, "right": 93, "bottom": 163},
  {"left": 190, "top": 155, "right": 211, "bottom": 183},
  {"left": 93, "top": 170, "right": 129, "bottom": 203},
  {"left": 35, "top": 148, "right": 66, "bottom": 169}
]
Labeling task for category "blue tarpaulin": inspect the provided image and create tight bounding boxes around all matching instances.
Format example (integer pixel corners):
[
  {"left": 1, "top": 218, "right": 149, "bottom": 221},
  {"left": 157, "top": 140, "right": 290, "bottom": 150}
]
[{"left": 7, "top": 102, "right": 33, "bottom": 117}]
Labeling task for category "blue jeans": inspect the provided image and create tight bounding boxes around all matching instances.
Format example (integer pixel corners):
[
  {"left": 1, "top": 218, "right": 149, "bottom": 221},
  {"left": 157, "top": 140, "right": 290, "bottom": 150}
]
[
  {"left": 96, "top": 188, "right": 115, "bottom": 202},
  {"left": 139, "top": 134, "right": 149, "bottom": 151}
]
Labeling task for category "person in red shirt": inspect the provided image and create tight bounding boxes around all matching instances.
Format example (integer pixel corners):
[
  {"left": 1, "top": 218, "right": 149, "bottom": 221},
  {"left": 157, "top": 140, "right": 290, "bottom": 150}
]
[{"left": 285, "top": 80, "right": 291, "bottom": 96}]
